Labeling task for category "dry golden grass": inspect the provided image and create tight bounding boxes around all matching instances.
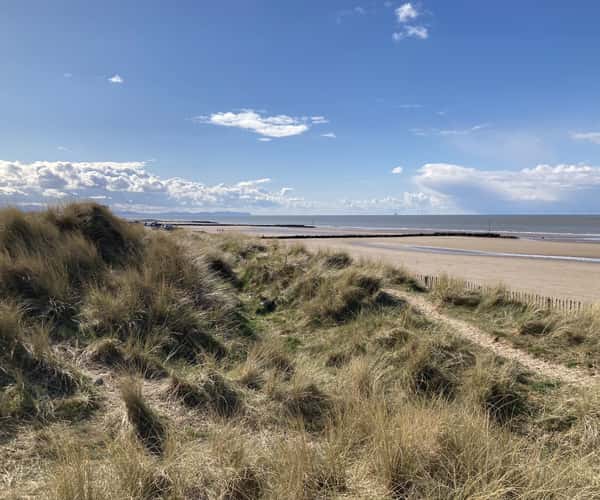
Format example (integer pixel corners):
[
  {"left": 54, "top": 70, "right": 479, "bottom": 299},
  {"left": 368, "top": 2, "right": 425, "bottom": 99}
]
[
  {"left": 2, "top": 205, "right": 600, "bottom": 498},
  {"left": 431, "top": 274, "right": 600, "bottom": 371}
]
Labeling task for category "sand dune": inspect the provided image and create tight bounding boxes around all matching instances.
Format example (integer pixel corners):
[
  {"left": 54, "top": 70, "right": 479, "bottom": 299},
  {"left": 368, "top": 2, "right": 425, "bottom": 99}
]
[
  {"left": 191, "top": 224, "right": 600, "bottom": 303},
  {"left": 298, "top": 236, "right": 600, "bottom": 303}
]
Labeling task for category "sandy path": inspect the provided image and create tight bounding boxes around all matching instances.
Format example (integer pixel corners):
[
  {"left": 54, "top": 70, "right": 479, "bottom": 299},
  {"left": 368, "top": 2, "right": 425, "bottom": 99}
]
[{"left": 389, "top": 290, "right": 597, "bottom": 386}]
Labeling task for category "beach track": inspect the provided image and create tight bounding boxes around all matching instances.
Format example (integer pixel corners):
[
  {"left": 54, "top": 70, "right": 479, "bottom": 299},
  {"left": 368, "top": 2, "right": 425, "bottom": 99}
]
[{"left": 388, "top": 289, "right": 598, "bottom": 386}]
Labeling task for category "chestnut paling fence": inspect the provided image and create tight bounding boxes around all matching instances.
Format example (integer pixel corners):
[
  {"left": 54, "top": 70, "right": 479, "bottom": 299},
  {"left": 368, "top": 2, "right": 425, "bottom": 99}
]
[{"left": 414, "top": 274, "right": 593, "bottom": 314}]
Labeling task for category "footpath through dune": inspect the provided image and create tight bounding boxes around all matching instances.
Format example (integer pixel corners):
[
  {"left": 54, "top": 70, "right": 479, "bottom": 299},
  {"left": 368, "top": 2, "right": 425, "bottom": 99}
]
[{"left": 388, "top": 289, "right": 599, "bottom": 386}]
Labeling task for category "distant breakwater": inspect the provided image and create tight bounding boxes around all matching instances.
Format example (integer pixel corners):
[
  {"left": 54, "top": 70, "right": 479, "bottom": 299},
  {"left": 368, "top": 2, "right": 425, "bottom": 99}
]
[{"left": 261, "top": 232, "right": 517, "bottom": 240}]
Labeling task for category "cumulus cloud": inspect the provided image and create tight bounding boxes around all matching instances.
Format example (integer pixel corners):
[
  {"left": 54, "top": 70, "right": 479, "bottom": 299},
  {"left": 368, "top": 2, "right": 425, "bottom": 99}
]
[
  {"left": 414, "top": 162, "right": 600, "bottom": 212},
  {"left": 393, "top": 2, "right": 429, "bottom": 41},
  {"left": 391, "top": 166, "right": 404, "bottom": 174},
  {"left": 393, "top": 25, "right": 429, "bottom": 40},
  {"left": 321, "top": 132, "right": 337, "bottom": 138},
  {"left": 0, "top": 160, "right": 299, "bottom": 213},
  {"left": 194, "top": 110, "right": 320, "bottom": 139},
  {"left": 108, "top": 74, "right": 124, "bottom": 84},
  {"left": 339, "top": 191, "right": 449, "bottom": 213},
  {"left": 571, "top": 131, "right": 600, "bottom": 144},
  {"left": 0, "top": 160, "right": 453, "bottom": 215},
  {"left": 395, "top": 3, "right": 418, "bottom": 22}
]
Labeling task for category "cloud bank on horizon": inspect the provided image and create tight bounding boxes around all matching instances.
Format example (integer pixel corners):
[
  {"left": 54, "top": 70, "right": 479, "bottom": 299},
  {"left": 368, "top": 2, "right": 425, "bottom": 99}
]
[
  {"left": 3, "top": 160, "right": 600, "bottom": 215},
  {"left": 0, "top": 160, "right": 441, "bottom": 214}
]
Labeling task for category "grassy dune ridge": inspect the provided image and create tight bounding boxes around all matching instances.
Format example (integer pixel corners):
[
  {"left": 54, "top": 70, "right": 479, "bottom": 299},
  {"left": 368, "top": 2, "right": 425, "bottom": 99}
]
[
  {"left": 1, "top": 203, "right": 600, "bottom": 498},
  {"left": 431, "top": 276, "right": 600, "bottom": 371}
]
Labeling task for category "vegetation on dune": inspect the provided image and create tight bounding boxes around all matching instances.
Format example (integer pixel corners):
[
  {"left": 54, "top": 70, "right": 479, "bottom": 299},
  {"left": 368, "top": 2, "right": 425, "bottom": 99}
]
[
  {"left": 120, "top": 378, "right": 167, "bottom": 456},
  {"left": 431, "top": 274, "right": 600, "bottom": 371},
  {"left": 2, "top": 203, "right": 600, "bottom": 498}
]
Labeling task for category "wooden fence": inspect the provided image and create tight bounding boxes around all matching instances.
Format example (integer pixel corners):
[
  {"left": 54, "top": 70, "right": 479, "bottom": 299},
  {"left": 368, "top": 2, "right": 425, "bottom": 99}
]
[{"left": 413, "top": 273, "right": 592, "bottom": 315}]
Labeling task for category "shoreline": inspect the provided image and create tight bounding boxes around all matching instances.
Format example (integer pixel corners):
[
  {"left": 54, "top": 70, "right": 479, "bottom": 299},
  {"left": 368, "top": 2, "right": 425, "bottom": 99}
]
[
  {"left": 296, "top": 236, "right": 600, "bottom": 304},
  {"left": 261, "top": 231, "right": 516, "bottom": 240},
  {"left": 176, "top": 221, "right": 600, "bottom": 244},
  {"left": 187, "top": 223, "right": 600, "bottom": 303}
]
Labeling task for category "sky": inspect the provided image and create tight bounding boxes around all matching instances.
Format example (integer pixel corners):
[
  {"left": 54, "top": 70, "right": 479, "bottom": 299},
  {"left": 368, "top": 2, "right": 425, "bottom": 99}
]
[{"left": 2, "top": 0, "right": 600, "bottom": 214}]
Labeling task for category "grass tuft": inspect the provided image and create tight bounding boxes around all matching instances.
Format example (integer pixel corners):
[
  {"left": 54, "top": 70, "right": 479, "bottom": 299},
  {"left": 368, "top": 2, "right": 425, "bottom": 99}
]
[
  {"left": 278, "top": 381, "right": 332, "bottom": 431},
  {"left": 168, "top": 370, "right": 242, "bottom": 417},
  {"left": 322, "top": 251, "right": 353, "bottom": 269},
  {"left": 119, "top": 378, "right": 167, "bottom": 456}
]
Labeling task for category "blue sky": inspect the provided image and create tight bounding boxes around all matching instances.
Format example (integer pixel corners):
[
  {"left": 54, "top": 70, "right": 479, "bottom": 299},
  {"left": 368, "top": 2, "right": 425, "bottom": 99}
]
[{"left": 2, "top": 0, "right": 600, "bottom": 214}]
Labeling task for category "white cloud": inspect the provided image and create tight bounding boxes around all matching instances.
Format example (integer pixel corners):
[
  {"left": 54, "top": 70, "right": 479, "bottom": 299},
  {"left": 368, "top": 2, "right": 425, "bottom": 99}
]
[
  {"left": 391, "top": 166, "right": 404, "bottom": 174},
  {"left": 0, "top": 160, "right": 298, "bottom": 213},
  {"left": 108, "top": 74, "right": 123, "bottom": 84},
  {"left": 439, "top": 123, "right": 491, "bottom": 135},
  {"left": 13, "top": 160, "right": 600, "bottom": 215},
  {"left": 393, "top": 3, "right": 429, "bottom": 41},
  {"left": 0, "top": 160, "right": 452, "bottom": 215},
  {"left": 195, "top": 110, "right": 312, "bottom": 138},
  {"left": 57, "top": 146, "right": 70, "bottom": 152},
  {"left": 396, "top": 3, "right": 418, "bottom": 22},
  {"left": 321, "top": 132, "right": 337, "bottom": 138},
  {"left": 257, "top": 137, "right": 272, "bottom": 142},
  {"left": 571, "top": 131, "right": 600, "bottom": 144},
  {"left": 311, "top": 116, "right": 329, "bottom": 124},
  {"left": 339, "top": 191, "right": 449, "bottom": 213},
  {"left": 410, "top": 123, "right": 491, "bottom": 136},
  {"left": 397, "top": 104, "right": 423, "bottom": 109},
  {"left": 393, "top": 25, "right": 429, "bottom": 40},
  {"left": 415, "top": 162, "right": 600, "bottom": 212}
]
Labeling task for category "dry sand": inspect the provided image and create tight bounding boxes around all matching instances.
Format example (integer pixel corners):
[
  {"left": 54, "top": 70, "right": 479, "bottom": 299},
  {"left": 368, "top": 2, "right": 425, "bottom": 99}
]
[
  {"left": 188, "top": 225, "right": 600, "bottom": 303},
  {"left": 299, "top": 237, "right": 600, "bottom": 304}
]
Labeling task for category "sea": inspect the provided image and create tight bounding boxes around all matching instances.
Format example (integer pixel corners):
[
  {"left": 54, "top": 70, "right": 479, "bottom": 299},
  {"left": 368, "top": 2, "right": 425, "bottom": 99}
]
[{"left": 208, "top": 214, "right": 600, "bottom": 242}]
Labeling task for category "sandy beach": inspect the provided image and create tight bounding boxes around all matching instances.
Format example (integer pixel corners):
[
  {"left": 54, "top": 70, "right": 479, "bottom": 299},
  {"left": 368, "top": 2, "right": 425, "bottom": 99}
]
[
  {"left": 298, "top": 237, "right": 600, "bottom": 304},
  {"left": 190, "top": 225, "right": 600, "bottom": 303}
]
